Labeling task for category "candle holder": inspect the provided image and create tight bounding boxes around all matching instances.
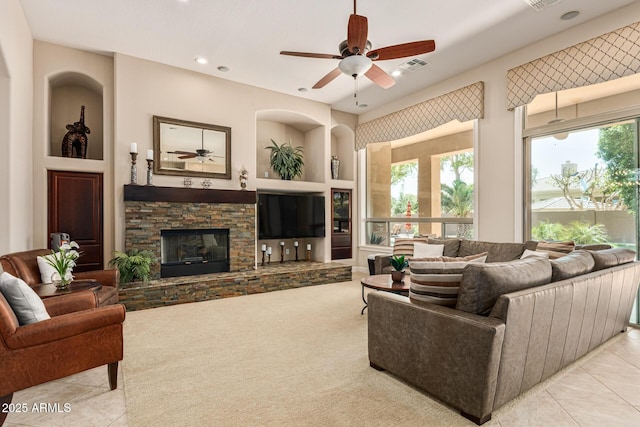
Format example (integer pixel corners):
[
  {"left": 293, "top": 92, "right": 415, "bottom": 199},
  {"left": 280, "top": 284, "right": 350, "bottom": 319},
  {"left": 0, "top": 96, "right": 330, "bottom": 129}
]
[
  {"left": 280, "top": 245, "right": 285, "bottom": 263},
  {"left": 306, "top": 249, "right": 311, "bottom": 262},
  {"left": 295, "top": 246, "right": 299, "bottom": 262},
  {"left": 261, "top": 249, "right": 266, "bottom": 266},
  {"left": 267, "top": 253, "right": 271, "bottom": 264},
  {"left": 130, "top": 152, "right": 138, "bottom": 184},
  {"left": 146, "top": 159, "right": 153, "bottom": 186}
]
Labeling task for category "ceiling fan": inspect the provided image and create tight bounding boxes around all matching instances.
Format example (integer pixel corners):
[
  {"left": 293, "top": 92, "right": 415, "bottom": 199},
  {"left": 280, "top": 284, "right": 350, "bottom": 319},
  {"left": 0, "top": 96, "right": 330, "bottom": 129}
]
[
  {"left": 168, "top": 129, "right": 224, "bottom": 163},
  {"left": 280, "top": 0, "right": 436, "bottom": 90}
]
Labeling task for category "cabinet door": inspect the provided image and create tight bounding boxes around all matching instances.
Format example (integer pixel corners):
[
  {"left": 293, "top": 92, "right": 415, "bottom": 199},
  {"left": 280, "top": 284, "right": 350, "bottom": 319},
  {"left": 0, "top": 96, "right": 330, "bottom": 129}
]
[
  {"left": 47, "top": 170, "right": 104, "bottom": 271},
  {"left": 331, "top": 189, "right": 352, "bottom": 260}
]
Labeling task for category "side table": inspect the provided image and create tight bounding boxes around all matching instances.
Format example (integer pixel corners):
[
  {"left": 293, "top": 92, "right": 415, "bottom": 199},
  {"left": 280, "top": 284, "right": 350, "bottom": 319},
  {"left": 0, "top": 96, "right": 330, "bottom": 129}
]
[
  {"left": 34, "top": 279, "right": 102, "bottom": 299},
  {"left": 360, "top": 274, "right": 409, "bottom": 315}
]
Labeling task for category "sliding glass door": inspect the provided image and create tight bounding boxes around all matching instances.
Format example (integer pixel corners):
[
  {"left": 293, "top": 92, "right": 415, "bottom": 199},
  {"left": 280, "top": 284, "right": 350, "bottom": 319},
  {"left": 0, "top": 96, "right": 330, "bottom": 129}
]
[{"left": 525, "top": 119, "right": 640, "bottom": 324}]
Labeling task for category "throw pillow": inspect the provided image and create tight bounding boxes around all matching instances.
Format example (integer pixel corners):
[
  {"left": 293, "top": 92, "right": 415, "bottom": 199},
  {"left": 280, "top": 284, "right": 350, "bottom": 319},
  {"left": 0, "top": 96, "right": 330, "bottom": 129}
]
[
  {"left": 409, "top": 252, "right": 488, "bottom": 307},
  {"left": 392, "top": 238, "right": 429, "bottom": 257},
  {"left": 37, "top": 254, "right": 73, "bottom": 283},
  {"left": 427, "top": 238, "right": 461, "bottom": 257},
  {"left": 456, "top": 257, "right": 552, "bottom": 316},
  {"left": 536, "top": 240, "right": 576, "bottom": 259},
  {"left": 520, "top": 249, "right": 549, "bottom": 259},
  {"left": 412, "top": 242, "right": 445, "bottom": 258},
  {"left": 0, "top": 272, "right": 50, "bottom": 325},
  {"left": 550, "top": 250, "right": 594, "bottom": 282}
]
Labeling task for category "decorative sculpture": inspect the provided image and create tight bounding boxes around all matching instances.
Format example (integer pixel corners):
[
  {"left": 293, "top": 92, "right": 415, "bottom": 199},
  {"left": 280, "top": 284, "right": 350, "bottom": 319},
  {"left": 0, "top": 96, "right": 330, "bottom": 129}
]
[{"left": 61, "top": 105, "right": 90, "bottom": 158}]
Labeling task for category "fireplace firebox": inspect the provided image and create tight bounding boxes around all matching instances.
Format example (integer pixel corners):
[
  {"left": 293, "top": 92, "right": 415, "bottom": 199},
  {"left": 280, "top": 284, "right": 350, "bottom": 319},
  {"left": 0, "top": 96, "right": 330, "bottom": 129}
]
[{"left": 160, "top": 228, "right": 230, "bottom": 278}]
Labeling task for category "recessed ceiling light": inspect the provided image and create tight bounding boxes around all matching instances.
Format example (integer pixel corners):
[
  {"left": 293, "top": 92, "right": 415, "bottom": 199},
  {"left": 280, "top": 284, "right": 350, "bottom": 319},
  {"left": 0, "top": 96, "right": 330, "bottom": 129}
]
[
  {"left": 561, "top": 10, "right": 580, "bottom": 20},
  {"left": 391, "top": 70, "right": 402, "bottom": 77},
  {"left": 194, "top": 57, "right": 208, "bottom": 65},
  {"left": 359, "top": 104, "right": 368, "bottom": 108},
  {"left": 298, "top": 88, "right": 308, "bottom": 92},
  {"left": 217, "top": 66, "right": 230, "bottom": 72}
]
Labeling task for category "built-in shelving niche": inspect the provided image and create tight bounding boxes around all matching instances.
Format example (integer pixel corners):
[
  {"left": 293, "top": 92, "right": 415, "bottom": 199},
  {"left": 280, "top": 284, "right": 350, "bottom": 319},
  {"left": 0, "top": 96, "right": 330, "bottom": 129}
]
[
  {"left": 256, "top": 111, "right": 325, "bottom": 184},
  {"left": 49, "top": 72, "right": 104, "bottom": 160},
  {"left": 330, "top": 124, "right": 355, "bottom": 182}
]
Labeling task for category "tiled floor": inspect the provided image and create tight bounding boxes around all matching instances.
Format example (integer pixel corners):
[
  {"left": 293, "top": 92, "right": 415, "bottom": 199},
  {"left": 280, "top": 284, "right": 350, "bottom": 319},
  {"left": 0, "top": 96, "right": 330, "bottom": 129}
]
[{"left": 5, "top": 329, "right": 640, "bottom": 426}]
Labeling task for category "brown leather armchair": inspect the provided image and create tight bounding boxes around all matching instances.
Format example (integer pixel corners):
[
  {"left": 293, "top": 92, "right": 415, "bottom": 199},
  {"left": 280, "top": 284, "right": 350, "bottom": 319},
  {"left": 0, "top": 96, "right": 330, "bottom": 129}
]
[
  {"left": 0, "top": 290, "right": 125, "bottom": 426},
  {"left": 0, "top": 249, "right": 119, "bottom": 306}
]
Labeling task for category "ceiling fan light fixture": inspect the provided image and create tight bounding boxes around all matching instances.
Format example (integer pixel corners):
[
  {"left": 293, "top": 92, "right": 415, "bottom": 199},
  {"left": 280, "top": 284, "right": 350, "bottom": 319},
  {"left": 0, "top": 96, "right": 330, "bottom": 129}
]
[{"left": 338, "top": 55, "right": 372, "bottom": 77}]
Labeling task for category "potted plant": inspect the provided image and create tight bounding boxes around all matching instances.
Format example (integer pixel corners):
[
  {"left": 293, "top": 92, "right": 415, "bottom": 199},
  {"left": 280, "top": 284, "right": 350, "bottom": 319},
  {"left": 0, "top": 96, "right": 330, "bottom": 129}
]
[
  {"left": 265, "top": 138, "right": 304, "bottom": 180},
  {"left": 390, "top": 255, "right": 408, "bottom": 282},
  {"left": 108, "top": 249, "right": 156, "bottom": 284},
  {"left": 43, "top": 241, "right": 82, "bottom": 289}
]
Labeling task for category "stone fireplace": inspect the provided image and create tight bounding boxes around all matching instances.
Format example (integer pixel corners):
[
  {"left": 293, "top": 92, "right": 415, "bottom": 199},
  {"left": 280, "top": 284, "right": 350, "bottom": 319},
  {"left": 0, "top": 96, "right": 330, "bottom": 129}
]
[{"left": 123, "top": 185, "right": 256, "bottom": 279}]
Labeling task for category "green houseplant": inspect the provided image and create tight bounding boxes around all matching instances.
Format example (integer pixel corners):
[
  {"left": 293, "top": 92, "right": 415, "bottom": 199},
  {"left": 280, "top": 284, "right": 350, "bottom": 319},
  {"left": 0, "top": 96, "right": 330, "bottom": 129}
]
[
  {"left": 390, "top": 255, "right": 409, "bottom": 282},
  {"left": 43, "top": 241, "right": 82, "bottom": 289},
  {"left": 265, "top": 138, "right": 304, "bottom": 180},
  {"left": 108, "top": 249, "right": 156, "bottom": 284}
]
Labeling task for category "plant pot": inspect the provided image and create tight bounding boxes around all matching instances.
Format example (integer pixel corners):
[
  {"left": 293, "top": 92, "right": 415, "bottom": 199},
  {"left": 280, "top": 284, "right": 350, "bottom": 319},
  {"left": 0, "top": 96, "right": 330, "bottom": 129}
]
[{"left": 391, "top": 270, "right": 405, "bottom": 282}]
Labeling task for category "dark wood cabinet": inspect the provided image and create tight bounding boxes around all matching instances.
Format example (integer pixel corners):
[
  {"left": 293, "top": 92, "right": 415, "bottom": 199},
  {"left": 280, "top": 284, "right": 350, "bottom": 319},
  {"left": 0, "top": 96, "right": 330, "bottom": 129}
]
[
  {"left": 47, "top": 170, "right": 104, "bottom": 271},
  {"left": 331, "top": 189, "right": 352, "bottom": 260}
]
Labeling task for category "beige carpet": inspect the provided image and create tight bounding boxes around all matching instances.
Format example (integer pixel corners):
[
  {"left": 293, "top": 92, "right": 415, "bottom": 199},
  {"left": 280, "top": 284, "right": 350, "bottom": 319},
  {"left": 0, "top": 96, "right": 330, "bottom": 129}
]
[{"left": 122, "top": 276, "right": 616, "bottom": 426}]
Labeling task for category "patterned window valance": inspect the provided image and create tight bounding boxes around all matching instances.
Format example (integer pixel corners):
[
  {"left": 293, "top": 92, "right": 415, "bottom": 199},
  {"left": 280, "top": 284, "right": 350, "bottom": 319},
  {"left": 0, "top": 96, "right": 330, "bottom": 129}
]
[
  {"left": 507, "top": 21, "right": 640, "bottom": 110},
  {"left": 355, "top": 81, "right": 484, "bottom": 150}
]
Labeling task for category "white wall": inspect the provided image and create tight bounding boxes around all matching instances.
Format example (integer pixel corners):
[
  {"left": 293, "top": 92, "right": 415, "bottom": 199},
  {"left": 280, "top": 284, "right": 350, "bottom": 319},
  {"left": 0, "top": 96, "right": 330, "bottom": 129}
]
[
  {"left": 359, "top": 2, "right": 640, "bottom": 243},
  {"left": 113, "top": 54, "right": 335, "bottom": 251},
  {"left": 0, "top": 0, "right": 33, "bottom": 253}
]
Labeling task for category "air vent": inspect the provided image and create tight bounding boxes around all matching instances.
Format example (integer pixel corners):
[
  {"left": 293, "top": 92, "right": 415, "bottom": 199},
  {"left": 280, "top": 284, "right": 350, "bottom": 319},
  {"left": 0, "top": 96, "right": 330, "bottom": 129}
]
[
  {"left": 398, "top": 58, "right": 428, "bottom": 72},
  {"left": 524, "top": 0, "right": 560, "bottom": 11}
]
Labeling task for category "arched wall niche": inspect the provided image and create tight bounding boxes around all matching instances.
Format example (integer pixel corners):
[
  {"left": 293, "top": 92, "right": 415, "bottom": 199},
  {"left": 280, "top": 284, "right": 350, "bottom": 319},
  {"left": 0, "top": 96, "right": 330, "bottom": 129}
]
[
  {"left": 256, "top": 109, "right": 325, "bottom": 183},
  {"left": 48, "top": 71, "right": 104, "bottom": 160},
  {"left": 330, "top": 124, "right": 354, "bottom": 181}
]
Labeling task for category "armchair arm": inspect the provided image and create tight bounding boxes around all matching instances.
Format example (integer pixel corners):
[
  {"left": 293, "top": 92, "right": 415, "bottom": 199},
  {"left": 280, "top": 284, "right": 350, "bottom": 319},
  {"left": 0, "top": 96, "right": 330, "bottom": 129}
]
[
  {"left": 373, "top": 254, "right": 392, "bottom": 274},
  {"left": 368, "top": 292, "right": 505, "bottom": 421},
  {"left": 5, "top": 304, "right": 125, "bottom": 349},
  {"left": 74, "top": 269, "right": 119, "bottom": 288},
  {"left": 43, "top": 291, "right": 97, "bottom": 316}
]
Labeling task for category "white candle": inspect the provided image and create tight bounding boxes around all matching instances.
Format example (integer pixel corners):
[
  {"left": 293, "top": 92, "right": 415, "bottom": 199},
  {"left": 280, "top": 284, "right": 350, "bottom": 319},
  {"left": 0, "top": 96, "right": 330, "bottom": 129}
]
[
  {"left": 306, "top": 244, "right": 311, "bottom": 251},
  {"left": 147, "top": 149, "right": 154, "bottom": 160},
  {"left": 261, "top": 244, "right": 266, "bottom": 251},
  {"left": 294, "top": 241, "right": 299, "bottom": 247},
  {"left": 267, "top": 247, "right": 272, "bottom": 255},
  {"left": 280, "top": 241, "right": 285, "bottom": 247},
  {"left": 130, "top": 142, "right": 138, "bottom": 153}
]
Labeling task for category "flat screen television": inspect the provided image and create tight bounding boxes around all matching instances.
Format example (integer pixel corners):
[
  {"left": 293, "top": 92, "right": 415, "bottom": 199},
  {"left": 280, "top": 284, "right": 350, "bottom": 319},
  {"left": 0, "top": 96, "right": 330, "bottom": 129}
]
[{"left": 258, "top": 193, "right": 325, "bottom": 239}]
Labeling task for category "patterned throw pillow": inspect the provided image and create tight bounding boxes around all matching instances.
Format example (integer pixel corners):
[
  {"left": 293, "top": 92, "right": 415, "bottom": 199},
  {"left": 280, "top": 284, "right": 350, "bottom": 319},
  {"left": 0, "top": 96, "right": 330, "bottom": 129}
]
[
  {"left": 536, "top": 240, "right": 575, "bottom": 259},
  {"left": 409, "top": 252, "right": 488, "bottom": 306},
  {"left": 392, "top": 237, "right": 429, "bottom": 257}
]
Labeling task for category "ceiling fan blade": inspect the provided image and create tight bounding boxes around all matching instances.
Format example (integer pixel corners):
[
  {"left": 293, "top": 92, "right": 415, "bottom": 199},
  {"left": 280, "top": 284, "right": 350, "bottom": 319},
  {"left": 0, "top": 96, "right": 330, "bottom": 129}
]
[
  {"left": 178, "top": 154, "right": 197, "bottom": 159},
  {"left": 347, "top": 14, "right": 368, "bottom": 55},
  {"left": 367, "top": 40, "right": 436, "bottom": 61},
  {"left": 170, "top": 150, "right": 196, "bottom": 155},
  {"left": 312, "top": 68, "right": 343, "bottom": 89},
  {"left": 364, "top": 64, "right": 395, "bottom": 89},
  {"left": 280, "top": 51, "right": 342, "bottom": 60}
]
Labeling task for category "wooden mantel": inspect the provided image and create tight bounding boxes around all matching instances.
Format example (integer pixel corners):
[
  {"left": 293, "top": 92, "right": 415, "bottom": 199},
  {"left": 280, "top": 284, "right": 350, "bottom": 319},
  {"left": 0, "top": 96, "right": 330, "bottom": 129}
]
[{"left": 123, "top": 184, "right": 256, "bottom": 204}]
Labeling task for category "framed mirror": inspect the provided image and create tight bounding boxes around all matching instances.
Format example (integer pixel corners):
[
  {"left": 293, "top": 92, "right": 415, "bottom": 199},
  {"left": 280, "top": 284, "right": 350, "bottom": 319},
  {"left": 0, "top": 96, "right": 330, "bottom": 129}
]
[{"left": 153, "top": 116, "right": 231, "bottom": 179}]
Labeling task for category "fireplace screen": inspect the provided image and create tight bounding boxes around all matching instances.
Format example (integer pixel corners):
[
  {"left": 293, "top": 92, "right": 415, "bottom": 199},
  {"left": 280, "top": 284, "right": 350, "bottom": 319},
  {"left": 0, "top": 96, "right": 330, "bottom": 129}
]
[{"left": 160, "top": 228, "right": 230, "bottom": 278}]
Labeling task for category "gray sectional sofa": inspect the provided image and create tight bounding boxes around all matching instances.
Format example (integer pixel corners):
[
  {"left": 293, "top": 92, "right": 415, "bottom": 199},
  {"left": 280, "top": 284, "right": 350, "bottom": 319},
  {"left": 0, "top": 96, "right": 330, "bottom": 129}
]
[{"left": 367, "top": 241, "right": 640, "bottom": 424}]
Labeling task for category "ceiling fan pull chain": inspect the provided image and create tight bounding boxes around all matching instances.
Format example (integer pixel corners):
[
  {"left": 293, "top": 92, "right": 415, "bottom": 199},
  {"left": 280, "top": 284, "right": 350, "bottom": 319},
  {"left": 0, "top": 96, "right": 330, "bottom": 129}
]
[{"left": 354, "top": 77, "right": 359, "bottom": 106}]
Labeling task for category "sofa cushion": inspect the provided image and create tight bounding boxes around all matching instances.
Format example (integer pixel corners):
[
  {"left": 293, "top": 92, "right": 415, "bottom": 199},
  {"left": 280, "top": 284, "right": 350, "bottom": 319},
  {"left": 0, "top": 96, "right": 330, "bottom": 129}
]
[
  {"left": 0, "top": 272, "right": 50, "bottom": 325},
  {"left": 456, "top": 257, "right": 552, "bottom": 316},
  {"left": 426, "top": 238, "right": 461, "bottom": 257},
  {"left": 409, "top": 253, "right": 487, "bottom": 306},
  {"left": 412, "top": 242, "right": 444, "bottom": 258},
  {"left": 549, "top": 250, "right": 594, "bottom": 282},
  {"left": 588, "top": 248, "right": 637, "bottom": 271},
  {"left": 536, "top": 240, "right": 575, "bottom": 259},
  {"left": 457, "top": 240, "right": 530, "bottom": 262},
  {"left": 392, "top": 238, "right": 429, "bottom": 257}
]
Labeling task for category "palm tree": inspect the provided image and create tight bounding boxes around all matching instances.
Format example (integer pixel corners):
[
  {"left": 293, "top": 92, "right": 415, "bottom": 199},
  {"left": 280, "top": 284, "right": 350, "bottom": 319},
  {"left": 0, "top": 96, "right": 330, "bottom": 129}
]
[{"left": 441, "top": 179, "right": 473, "bottom": 237}]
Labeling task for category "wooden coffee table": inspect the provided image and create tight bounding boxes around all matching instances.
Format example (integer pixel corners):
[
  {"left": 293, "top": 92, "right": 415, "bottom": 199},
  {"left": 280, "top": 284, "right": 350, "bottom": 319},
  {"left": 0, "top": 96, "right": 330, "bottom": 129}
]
[
  {"left": 34, "top": 279, "right": 102, "bottom": 299},
  {"left": 361, "top": 274, "right": 409, "bottom": 315}
]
